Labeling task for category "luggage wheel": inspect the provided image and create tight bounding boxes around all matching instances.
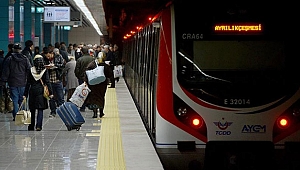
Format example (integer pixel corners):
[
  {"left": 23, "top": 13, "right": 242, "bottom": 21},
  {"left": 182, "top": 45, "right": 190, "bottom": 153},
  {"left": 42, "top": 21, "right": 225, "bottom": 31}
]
[
  {"left": 66, "top": 125, "right": 72, "bottom": 131},
  {"left": 76, "top": 127, "right": 80, "bottom": 131}
]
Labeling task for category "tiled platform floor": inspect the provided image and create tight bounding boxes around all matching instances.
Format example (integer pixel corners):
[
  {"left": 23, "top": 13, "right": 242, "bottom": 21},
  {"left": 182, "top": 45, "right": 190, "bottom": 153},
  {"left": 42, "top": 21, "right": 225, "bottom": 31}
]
[{"left": 0, "top": 78, "right": 164, "bottom": 170}]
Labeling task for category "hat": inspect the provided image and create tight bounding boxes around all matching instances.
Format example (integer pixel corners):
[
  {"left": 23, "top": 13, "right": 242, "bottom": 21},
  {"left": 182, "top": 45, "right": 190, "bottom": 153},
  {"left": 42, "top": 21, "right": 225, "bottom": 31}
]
[{"left": 13, "top": 43, "right": 22, "bottom": 50}]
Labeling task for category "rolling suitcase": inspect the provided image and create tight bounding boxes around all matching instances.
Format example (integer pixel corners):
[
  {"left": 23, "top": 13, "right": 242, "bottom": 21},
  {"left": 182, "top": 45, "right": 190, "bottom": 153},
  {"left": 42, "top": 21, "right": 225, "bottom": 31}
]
[{"left": 56, "top": 102, "right": 85, "bottom": 131}]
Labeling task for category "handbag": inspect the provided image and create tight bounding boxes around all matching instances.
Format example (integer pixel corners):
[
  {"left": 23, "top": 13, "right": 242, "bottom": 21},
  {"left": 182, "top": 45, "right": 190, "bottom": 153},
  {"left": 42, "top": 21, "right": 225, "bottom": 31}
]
[
  {"left": 69, "top": 82, "right": 91, "bottom": 107},
  {"left": 40, "top": 78, "right": 50, "bottom": 100},
  {"left": 85, "top": 60, "right": 106, "bottom": 85},
  {"left": 15, "top": 98, "right": 31, "bottom": 125},
  {"left": 114, "top": 65, "right": 123, "bottom": 78},
  {"left": 6, "top": 90, "right": 13, "bottom": 113},
  {"left": 0, "top": 98, "right": 5, "bottom": 113}
]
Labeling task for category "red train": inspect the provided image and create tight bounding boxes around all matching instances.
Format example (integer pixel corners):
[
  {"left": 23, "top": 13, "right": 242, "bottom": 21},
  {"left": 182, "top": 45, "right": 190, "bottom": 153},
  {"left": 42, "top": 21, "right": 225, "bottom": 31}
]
[{"left": 122, "top": 1, "right": 300, "bottom": 169}]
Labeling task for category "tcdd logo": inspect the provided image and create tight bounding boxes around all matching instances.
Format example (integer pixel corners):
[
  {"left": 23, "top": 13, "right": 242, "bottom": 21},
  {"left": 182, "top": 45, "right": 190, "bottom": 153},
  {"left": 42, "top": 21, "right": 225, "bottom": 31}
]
[{"left": 213, "top": 118, "right": 233, "bottom": 135}]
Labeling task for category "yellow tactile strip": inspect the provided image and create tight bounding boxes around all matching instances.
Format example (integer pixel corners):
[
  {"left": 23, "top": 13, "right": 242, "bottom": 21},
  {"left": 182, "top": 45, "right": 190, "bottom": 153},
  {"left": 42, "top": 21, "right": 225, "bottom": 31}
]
[{"left": 96, "top": 87, "right": 126, "bottom": 170}]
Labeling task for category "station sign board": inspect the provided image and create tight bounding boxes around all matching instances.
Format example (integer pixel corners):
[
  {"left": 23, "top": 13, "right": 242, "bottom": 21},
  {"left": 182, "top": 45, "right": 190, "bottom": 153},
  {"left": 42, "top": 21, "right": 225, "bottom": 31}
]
[{"left": 44, "top": 6, "right": 70, "bottom": 22}]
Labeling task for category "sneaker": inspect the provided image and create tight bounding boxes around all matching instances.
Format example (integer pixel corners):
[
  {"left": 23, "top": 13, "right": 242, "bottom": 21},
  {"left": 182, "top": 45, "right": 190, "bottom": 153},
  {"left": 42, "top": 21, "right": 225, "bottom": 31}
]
[{"left": 36, "top": 127, "right": 42, "bottom": 131}]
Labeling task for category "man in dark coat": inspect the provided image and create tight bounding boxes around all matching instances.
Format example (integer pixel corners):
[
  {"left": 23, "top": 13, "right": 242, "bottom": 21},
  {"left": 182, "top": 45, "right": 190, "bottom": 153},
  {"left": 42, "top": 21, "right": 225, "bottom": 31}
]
[
  {"left": 55, "top": 42, "right": 69, "bottom": 63},
  {"left": 1, "top": 43, "right": 31, "bottom": 121},
  {"left": 21, "top": 40, "right": 34, "bottom": 65},
  {"left": 74, "top": 46, "right": 95, "bottom": 112},
  {"left": 103, "top": 45, "right": 116, "bottom": 88}
]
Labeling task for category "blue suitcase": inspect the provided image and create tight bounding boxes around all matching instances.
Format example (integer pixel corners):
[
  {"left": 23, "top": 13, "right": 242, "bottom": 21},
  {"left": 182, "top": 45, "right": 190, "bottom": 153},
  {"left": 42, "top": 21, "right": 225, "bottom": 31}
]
[{"left": 56, "top": 102, "right": 85, "bottom": 131}]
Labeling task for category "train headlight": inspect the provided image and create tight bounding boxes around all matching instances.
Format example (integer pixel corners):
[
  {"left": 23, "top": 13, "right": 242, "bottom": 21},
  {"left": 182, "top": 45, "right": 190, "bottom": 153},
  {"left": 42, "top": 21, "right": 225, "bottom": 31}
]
[
  {"left": 191, "top": 117, "right": 203, "bottom": 129},
  {"left": 177, "top": 107, "right": 187, "bottom": 116},
  {"left": 192, "top": 118, "right": 201, "bottom": 126},
  {"left": 277, "top": 116, "right": 290, "bottom": 129}
]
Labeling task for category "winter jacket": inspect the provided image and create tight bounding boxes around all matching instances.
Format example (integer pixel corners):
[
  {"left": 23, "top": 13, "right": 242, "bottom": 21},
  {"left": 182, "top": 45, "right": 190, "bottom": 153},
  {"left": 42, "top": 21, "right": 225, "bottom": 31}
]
[
  {"left": 21, "top": 47, "right": 33, "bottom": 65},
  {"left": 1, "top": 53, "right": 31, "bottom": 87},
  {"left": 24, "top": 68, "right": 53, "bottom": 110},
  {"left": 84, "top": 61, "right": 113, "bottom": 108},
  {"left": 74, "top": 54, "right": 95, "bottom": 81},
  {"left": 44, "top": 54, "right": 65, "bottom": 81}
]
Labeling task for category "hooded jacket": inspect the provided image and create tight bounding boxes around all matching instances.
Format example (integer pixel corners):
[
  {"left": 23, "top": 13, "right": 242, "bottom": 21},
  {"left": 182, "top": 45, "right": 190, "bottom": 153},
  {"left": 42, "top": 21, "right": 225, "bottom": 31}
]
[{"left": 1, "top": 52, "right": 31, "bottom": 87}]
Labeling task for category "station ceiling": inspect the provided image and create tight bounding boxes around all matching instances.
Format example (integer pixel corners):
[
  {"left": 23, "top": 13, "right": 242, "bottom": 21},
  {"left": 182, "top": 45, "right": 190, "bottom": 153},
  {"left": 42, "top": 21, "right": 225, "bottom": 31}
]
[{"left": 29, "top": 0, "right": 169, "bottom": 43}]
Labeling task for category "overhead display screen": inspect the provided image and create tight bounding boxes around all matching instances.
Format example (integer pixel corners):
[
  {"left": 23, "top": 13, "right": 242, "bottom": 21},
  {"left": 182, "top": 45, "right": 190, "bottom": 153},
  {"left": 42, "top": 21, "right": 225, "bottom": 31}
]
[
  {"left": 44, "top": 6, "right": 70, "bottom": 22},
  {"left": 214, "top": 23, "right": 262, "bottom": 35}
]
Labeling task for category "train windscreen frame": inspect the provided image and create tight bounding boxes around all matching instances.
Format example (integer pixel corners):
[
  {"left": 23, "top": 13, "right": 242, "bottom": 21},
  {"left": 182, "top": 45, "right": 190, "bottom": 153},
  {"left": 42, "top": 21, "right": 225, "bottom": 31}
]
[{"left": 174, "top": 1, "right": 299, "bottom": 108}]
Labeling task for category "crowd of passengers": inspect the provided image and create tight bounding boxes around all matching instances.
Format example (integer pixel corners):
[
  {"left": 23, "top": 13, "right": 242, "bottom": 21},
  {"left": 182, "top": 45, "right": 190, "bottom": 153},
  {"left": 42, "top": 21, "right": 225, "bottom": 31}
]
[{"left": 0, "top": 40, "right": 122, "bottom": 131}]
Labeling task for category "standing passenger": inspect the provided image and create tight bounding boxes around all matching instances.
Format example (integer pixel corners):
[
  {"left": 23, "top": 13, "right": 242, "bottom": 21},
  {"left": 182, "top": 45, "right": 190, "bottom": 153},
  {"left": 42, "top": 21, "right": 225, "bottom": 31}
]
[
  {"left": 44, "top": 48, "right": 65, "bottom": 118},
  {"left": 62, "top": 55, "right": 79, "bottom": 101},
  {"left": 74, "top": 46, "right": 95, "bottom": 112},
  {"left": 2, "top": 44, "right": 14, "bottom": 112},
  {"left": 103, "top": 45, "right": 115, "bottom": 88},
  {"left": 0, "top": 49, "right": 4, "bottom": 111},
  {"left": 84, "top": 52, "right": 113, "bottom": 118},
  {"left": 21, "top": 40, "right": 34, "bottom": 65},
  {"left": 24, "top": 55, "right": 53, "bottom": 131},
  {"left": 113, "top": 44, "right": 122, "bottom": 82},
  {"left": 1, "top": 43, "right": 31, "bottom": 121}
]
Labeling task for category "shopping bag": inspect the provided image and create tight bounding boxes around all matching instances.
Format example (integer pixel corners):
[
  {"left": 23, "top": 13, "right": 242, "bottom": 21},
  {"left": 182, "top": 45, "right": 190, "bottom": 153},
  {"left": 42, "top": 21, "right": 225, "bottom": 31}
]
[
  {"left": 69, "top": 83, "right": 91, "bottom": 107},
  {"left": 114, "top": 65, "right": 123, "bottom": 78},
  {"left": 15, "top": 98, "right": 31, "bottom": 126},
  {"left": 85, "top": 60, "right": 106, "bottom": 85}
]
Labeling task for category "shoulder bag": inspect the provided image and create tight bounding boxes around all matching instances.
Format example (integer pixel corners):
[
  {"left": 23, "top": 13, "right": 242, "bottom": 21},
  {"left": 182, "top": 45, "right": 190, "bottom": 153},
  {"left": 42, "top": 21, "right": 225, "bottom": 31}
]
[{"left": 40, "top": 79, "right": 50, "bottom": 100}]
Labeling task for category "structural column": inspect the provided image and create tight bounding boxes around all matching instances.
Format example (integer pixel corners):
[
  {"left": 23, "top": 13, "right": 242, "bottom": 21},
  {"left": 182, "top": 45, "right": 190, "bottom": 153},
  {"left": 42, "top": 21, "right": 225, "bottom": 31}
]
[
  {"left": 35, "top": 8, "right": 43, "bottom": 49},
  {"left": 0, "top": 0, "right": 9, "bottom": 52},
  {"left": 14, "top": 0, "right": 21, "bottom": 43},
  {"left": 43, "top": 23, "right": 52, "bottom": 46},
  {"left": 23, "top": 1, "right": 32, "bottom": 42},
  {"left": 63, "top": 29, "right": 69, "bottom": 45}
]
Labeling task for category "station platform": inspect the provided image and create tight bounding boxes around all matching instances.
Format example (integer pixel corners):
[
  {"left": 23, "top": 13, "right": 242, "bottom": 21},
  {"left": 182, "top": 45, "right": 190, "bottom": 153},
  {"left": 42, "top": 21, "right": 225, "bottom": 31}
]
[{"left": 0, "top": 78, "right": 164, "bottom": 170}]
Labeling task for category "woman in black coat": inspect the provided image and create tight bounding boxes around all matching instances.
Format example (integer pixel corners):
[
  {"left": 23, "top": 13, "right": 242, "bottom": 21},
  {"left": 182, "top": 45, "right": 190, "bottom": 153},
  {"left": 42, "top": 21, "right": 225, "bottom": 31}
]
[
  {"left": 84, "top": 52, "right": 113, "bottom": 118},
  {"left": 24, "top": 55, "right": 53, "bottom": 131}
]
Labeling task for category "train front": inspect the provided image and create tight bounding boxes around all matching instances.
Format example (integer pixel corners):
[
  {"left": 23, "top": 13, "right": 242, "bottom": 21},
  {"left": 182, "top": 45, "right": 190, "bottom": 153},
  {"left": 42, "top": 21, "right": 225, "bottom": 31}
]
[{"left": 156, "top": 1, "right": 300, "bottom": 169}]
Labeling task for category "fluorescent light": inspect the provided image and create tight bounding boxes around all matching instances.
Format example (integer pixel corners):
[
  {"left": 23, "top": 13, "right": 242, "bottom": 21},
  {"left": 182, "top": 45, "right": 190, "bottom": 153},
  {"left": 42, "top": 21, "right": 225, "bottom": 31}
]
[{"left": 73, "top": 0, "right": 103, "bottom": 36}]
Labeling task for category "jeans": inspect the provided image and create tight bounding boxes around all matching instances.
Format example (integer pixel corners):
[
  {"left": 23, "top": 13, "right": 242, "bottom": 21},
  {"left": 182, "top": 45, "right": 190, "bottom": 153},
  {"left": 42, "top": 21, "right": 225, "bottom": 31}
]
[
  {"left": 29, "top": 109, "right": 43, "bottom": 128},
  {"left": 49, "top": 82, "right": 65, "bottom": 115},
  {"left": 10, "top": 86, "right": 25, "bottom": 119}
]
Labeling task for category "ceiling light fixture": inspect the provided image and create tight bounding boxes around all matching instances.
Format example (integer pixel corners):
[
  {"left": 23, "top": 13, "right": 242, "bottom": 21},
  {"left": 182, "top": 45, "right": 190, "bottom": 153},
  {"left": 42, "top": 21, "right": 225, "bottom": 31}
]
[{"left": 73, "top": 0, "right": 103, "bottom": 36}]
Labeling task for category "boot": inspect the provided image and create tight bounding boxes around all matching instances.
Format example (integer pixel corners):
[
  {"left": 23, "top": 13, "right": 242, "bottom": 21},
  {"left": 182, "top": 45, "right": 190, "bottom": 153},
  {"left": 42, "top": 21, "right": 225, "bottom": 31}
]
[
  {"left": 92, "top": 109, "right": 97, "bottom": 118},
  {"left": 99, "top": 108, "right": 105, "bottom": 118}
]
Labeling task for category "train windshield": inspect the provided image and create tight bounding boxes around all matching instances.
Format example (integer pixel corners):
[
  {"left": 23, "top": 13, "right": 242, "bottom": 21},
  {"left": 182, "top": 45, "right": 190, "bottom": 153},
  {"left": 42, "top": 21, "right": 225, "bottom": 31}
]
[{"left": 174, "top": 1, "right": 299, "bottom": 108}]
